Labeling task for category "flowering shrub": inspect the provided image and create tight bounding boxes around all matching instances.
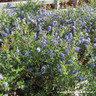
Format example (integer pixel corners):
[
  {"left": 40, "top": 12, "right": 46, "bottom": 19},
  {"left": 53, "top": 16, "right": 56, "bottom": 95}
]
[{"left": 0, "top": 2, "right": 96, "bottom": 96}]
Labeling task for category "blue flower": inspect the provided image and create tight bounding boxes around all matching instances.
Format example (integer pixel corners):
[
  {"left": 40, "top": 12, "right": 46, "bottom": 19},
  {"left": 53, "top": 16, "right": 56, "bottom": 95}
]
[
  {"left": 82, "top": 39, "right": 90, "bottom": 44},
  {"left": 38, "top": 72, "right": 42, "bottom": 76},
  {"left": 29, "top": 68, "right": 33, "bottom": 71},
  {"left": 72, "top": 26, "right": 76, "bottom": 30},
  {"left": 11, "top": 54, "right": 14, "bottom": 56},
  {"left": 85, "top": 33, "right": 88, "bottom": 36},
  {"left": 53, "top": 21, "right": 57, "bottom": 26},
  {"left": 73, "top": 29, "right": 76, "bottom": 33},
  {"left": 49, "top": 50, "right": 53, "bottom": 54},
  {"left": 60, "top": 34, "right": 63, "bottom": 37},
  {"left": 59, "top": 39, "right": 62, "bottom": 43},
  {"left": 65, "top": 19, "right": 68, "bottom": 23},
  {"left": 22, "top": 51, "right": 26, "bottom": 54},
  {"left": 36, "top": 47, "right": 41, "bottom": 52},
  {"left": 88, "top": 37, "right": 90, "bottom": 41},
  {"left": 61, "top": 58, "right": 64, "bottom": 62},
  {"left": 85, "top": 26, "right": 88, "bottom": 30},
  {"left": 54, "top": 32, "right": 58, "bottom": 36},
  {"left": 77, "top": 40, "right": 81, "bottom": 45},
  {"left": 72, "top": 52, "right": 75, "bottom": 55},
  {"left": 75, "top": 47, "right": 80, "bottom": 52},
  {"left": 72, "top": 70, "right": 77, "bottom": 74},
  {"left": 20, "top": 34, "right": 23, "bottom": 36},
  {"left": 68, "top": 13, "right": 70, "bottom": 16},
  {"left": 34, "top": 33, "right": 37, "bottom": 40},
  {"left": 38, "top": 18, "right": 42, "bottom": 22},
  {"left": 78, "top": 62, "right": 80, "bottom": 65},
  {"left": 90, "top": 63, "right": 95, "bottom": 67},
  {"left": 58, "top": 69, "right": 62, "bottom": 73},
  {"left": 71, "top": 41, "right": 75, "bottom": 45},
  {"left": 43, "top": 42, "right": 46, "bottom": 45},
  {"left": 25, "top": 53, "right": 28, "bottom": 56},
  {"left": 4, "top": 94, "right": 8, "bottom": 96},
  {"left": 42, "top": 9, "right": 45, "bottom": 12},
  {"left": 88, "top": 29, "right": 90, "bottom": 32},
  {"left": 41, "top": 37, "right": 43, "bottom": 40},
  {"left": 73, "top": 21, "right": 75, "bottom": 25},
  {"left": 79, "top": 76, "right": 83, "bottom": 81},
  {"left": 51, "top": 40, "right": 55, "bottom": 43},
  {"left": 53, "top": 42, "right": 59, "bottom": 46},
  {"left": 4, "top": 82, "right": 8, "bottom": 86},
  {"left": 60, "top": 53, "right": 65, "bottom": 58},
  {"left": 58, "top": 82, "right": 62, "bottom": 87},
  {"left": 3, "top": 33, "right": 7, "bottom": 37},
  {"left": 79, "top": 37, "right": 84, "bottom": 40},
  {"left": 59, "top": 65, "right": 62, "bottom": 69},
  {"left": 38, "top": 25, "right": 42, "bottom": 32},
  {"left": 68, "top": 60, "right": 72, "bottom": 64},
  {"left": 65, "top": 51, "right": 69, "bottom": 55},
  {"left": 90, "top": 22, "right": 92, "bottom": 25},
  {"left": 41, "top": 66, "right": 45, "bottom": 71},
  {"left": 16, "top": 49, "right": 19, "bottom": 53},
  {"left": 51, "top": 53, "right": 54, "bottom": 57},
  {"left": 85, "top": 45, "right": 88, "bottom": 49},
  {"left": 79, "top": 94, "right": 82, "bottom": 96},
  {"left": 56, "top": 36, "right": 60, "bottom": 40},
  {"left": 79, "top": 21, "right": 82, "bottom": 25},
  {"left": 68, "top": 33, "right": 73, "bottom": 39},
  {"left": 5, "top": 28, "right": 10, "bottom": 34},
  {"left": 0, "top": 39, "right": 2, "bottom": 42},
  {"left": 28, "top": 55, "right": 32, "bottom": 58},
  {"left": 3, "top": 56, "right": 6, "bottom": 59},
  {"left": 65, "top": 36, "right": 69, "bottom": 40},
  {"left": 93, "top": 43, "right": 96, "bottom": 47},
  {"left": 42, "top": 52, "right": 45, "bottom": 55},
  {"left": 31, "top": 2, "right": 33, "bottom": 6},
  {"left": 0, "top": 74, "right": 3, "bottom": 80},
  {"left": 23, "top": 62, "right": 25, "bottom": 64},
  {"left": 43, "top": 45, "right": 46, "bottom": 49},
  {"left": 47, "top": 26, "right": 51, "bottom": 31}
]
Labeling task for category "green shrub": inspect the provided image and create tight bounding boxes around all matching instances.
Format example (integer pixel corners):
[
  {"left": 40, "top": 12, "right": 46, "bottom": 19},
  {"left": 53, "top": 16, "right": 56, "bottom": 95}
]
[{"left": 0, "top": 2, "right": 96, "bottom": 96}]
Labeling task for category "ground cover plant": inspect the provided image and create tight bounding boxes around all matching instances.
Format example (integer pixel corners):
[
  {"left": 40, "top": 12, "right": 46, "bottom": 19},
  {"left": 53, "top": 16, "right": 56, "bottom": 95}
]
[{"left": 0, "top": 1, "right": 96, "bottom": 96}]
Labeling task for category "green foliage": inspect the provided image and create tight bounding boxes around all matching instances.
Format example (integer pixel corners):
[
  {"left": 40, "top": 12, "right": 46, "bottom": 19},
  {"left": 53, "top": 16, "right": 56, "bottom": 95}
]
[{"left": 0, "top": 2, "right": 96, "bottom": 96}]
